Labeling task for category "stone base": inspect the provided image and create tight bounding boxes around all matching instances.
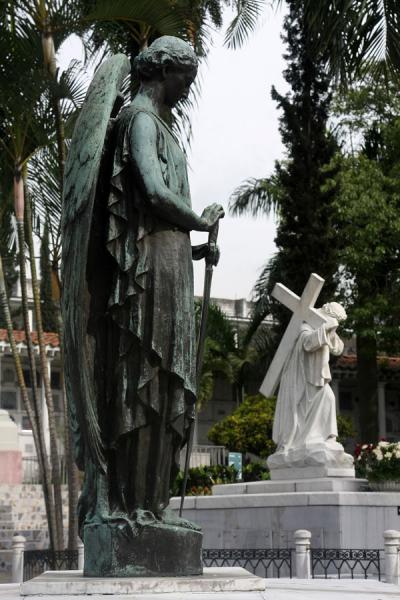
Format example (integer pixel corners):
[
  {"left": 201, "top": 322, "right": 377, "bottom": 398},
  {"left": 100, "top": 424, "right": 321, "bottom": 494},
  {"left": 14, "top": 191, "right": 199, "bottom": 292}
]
[
  {"left": 267, "top": 440, "right": 354, "bottom": 473},
  {"left": 213, "top": 477, "right": 366, "bottom": 495},
  {"left": 84, "top": 520, "right": 202, "bottom": 577},
  {"left": 20, "top": 567, "right": 266, "bottom": 596},
  {"left": 270, "top": 466, "right": 355, "bottom": 480}
]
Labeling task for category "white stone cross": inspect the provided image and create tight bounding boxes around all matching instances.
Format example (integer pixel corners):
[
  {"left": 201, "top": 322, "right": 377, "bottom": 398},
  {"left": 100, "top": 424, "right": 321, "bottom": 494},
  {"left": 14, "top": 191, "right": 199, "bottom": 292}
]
[{"left": 260, "top": 273, "right": 328, "bottom": 397}]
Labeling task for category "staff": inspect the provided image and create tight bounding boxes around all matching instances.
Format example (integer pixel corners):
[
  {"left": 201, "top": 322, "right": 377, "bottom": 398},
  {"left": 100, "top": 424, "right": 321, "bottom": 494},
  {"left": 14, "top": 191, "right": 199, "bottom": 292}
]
[{"left": 179, "top": 221, "right": 220, "bottom": 517}]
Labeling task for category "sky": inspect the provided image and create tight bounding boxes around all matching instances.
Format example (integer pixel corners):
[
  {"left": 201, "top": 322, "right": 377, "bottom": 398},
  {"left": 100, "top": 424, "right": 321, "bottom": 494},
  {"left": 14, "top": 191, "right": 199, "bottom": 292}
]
[{"left": 58, "top": 6, "right": 287, "bottom": 300}]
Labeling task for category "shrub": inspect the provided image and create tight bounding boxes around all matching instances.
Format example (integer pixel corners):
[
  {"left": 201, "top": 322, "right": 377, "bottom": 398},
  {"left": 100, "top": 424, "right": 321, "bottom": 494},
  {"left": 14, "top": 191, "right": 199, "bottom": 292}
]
[
  {"left": 171, "top": 464, "right": 237, "bottom": 497},
  {"left": 337, "top": 414, "right": 357, "bottom": 445},
  {"left": 208, "top": 394, "right": 277, "bottom": 459},
  {"left": 242, "top": 462, "right": 270, "bottom": 482}
]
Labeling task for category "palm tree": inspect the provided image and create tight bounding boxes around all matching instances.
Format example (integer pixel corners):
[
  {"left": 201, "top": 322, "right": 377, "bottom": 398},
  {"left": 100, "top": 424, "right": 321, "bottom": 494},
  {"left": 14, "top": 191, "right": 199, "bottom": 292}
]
[
  {"left": 0, "top": 19, "right": 67, "bottom": 550},
  {"left": 301, "top": 0, "right": 400, "bottom": 84}
]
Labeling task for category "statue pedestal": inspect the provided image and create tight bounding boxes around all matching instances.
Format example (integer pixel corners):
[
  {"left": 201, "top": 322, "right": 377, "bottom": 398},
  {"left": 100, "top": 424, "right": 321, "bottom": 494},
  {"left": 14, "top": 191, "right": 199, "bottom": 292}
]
[
  {"left": 83, "top": 520, "right": 202, "bottom": 577},
  {"left": 20, "top": 567, "right": 266, "bottom": 596},
  {"left": 269, "top": 466, "right": 355, "bottom": 480}
]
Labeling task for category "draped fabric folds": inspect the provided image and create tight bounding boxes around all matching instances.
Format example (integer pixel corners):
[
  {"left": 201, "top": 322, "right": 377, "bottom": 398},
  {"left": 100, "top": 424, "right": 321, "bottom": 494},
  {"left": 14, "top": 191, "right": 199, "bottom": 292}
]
[{"left": 104, "top": 104, "right": 196, "bottom": 455}]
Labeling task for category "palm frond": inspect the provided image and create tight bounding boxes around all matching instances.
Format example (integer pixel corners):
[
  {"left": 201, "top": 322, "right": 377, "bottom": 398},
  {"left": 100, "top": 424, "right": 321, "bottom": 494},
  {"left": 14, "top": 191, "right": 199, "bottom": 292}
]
[
  {"left": 229, "top": 175, "right": 281, "bottom": 217},
  {"left": 224, "top": 0, "right": 265, "bottom": 50},
  {"left": 302, "top": 0, "right": 400, "bottom": 84},
  {"left": 26, "top": 146, "right": 62, "bottom": 262},
  {"left": 83, "top": 0, "right": 192, "bottom": 39},
  {"left": 243, "top": 253, "right": 282, "bottom": 346}
]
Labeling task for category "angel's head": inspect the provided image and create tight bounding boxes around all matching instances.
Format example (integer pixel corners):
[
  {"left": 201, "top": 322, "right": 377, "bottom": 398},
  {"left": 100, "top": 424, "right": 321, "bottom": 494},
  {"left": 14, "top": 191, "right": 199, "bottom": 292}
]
[{"left": 133, "top": 36, "right": 198, "bottom": 108}]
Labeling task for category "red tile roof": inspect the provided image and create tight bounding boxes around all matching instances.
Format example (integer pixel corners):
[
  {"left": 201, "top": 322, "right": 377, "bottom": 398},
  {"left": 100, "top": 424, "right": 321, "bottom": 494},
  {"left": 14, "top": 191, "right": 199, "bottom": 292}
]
[
  {"left": 335, "top": 354, "right": 400, "bottom": 370},
  {"left": 0, "top": 329, "right": 60, "bottom": 348}
]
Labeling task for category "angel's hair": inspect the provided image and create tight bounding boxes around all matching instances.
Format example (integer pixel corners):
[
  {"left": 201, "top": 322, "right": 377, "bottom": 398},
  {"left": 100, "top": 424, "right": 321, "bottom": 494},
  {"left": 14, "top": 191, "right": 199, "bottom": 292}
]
[{"left": 133, "top": 36, "right": 198, "bottom": 81}]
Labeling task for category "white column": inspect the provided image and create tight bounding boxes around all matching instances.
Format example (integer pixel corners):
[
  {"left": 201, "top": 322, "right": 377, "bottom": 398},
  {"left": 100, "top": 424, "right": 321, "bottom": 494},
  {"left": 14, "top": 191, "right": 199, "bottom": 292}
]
[
  {"left": 331, "top": 378, "right": 340, "bottom": 414},
  {"left": 294, "top": 529, "right": 311, "bottom": 579},
  {"left": 384, "top": 530, "right": 400, "bottom": 585},
  {"left": 11, "top": 534, "right": 26, "bottom": 583},
  {"left": 77, "top": 539, "right": 84, "bottom": 571},
  {"left": 378, "top": 382, "right": 386, "bottom": 440}
]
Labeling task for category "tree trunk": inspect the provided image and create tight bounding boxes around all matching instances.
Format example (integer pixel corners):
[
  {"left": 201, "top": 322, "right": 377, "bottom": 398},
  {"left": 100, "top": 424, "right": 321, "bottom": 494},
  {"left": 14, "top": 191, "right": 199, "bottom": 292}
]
[
  {"left": 0, "top": 251, "right": 57, "bottom": 550},
  {"left": 24, "top": 189, "right": 64, "bottom": 549},
  {"left": 58, "top": 314, "right": 79, "bottom": 550},
  {"left": 356, "top": 334, "right": 378, "bottom": 442}
]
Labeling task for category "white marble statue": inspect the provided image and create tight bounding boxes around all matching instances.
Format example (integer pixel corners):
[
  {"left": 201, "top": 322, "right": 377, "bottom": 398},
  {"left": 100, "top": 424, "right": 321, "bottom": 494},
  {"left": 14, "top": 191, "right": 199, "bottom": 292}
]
[{"left": 260, "top": 274, "right": 354, "bottom": 474}]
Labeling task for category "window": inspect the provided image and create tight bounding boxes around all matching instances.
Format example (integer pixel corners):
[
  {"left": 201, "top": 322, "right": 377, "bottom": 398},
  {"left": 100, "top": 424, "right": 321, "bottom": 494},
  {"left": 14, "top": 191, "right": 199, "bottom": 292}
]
[
  {"left": 339, "top": 390, "right": 353, "bottom": 411},
  {"left": 0, "top": 390, "right": 17, "bottom": 410},
  {"left": 51, "top": 371, "right": 61, "bottom": 390},
  {"left": 21, "top": 415, "right": 32, "bottom": 430},
  {"left": 2, "top": 367, "right": 15, "bottom": 384},
  {"left": 22, "top": 370, "right": 41, "bottom": 388},
  {"left": 53, "top": 392, "right": 63, "bottom": 413}
]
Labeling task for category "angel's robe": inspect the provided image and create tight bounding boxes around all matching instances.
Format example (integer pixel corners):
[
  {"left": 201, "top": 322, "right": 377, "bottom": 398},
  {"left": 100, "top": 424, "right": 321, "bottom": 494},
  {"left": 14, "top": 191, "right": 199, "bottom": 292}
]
[
  {"left": 103, "top": 105, "right": 197, "bottom": 513},
  {"left": 272, "top": 322, "right": 343, "bottom": 452}
]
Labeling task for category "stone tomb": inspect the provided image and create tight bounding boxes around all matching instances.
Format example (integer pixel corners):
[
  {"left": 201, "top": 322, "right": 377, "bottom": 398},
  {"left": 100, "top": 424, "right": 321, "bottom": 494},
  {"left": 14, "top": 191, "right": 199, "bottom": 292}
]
[{"left": 171, "top": 478, "right": 400, "bottom": 550}]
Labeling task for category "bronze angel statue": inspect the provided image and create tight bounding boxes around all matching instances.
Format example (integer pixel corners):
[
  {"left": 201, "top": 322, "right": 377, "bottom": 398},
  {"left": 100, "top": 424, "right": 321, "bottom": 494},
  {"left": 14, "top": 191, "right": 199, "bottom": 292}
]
[{"left": 62, "top": 36, "right": 224, "bottom": 577}]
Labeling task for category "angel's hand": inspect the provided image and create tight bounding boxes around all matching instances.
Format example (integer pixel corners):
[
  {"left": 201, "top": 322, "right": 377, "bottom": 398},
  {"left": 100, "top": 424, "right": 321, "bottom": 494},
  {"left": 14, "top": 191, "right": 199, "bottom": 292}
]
[
  {"left": 206, "top": 243, "right": 220, "bottom": 266},
  {"left": 200, "top": 204, "right": 225, "bottom": 231}
]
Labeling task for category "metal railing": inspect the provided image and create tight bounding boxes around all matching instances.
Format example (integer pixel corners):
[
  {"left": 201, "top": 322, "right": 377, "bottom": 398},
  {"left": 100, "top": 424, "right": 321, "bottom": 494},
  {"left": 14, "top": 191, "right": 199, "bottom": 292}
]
[
  {"left": 180, "top": 445, "right": 228, "bottom": 468},
  {"left": 12, "top": 530, "right": 398, "bottom": 584},
  {"left": 311, "top": 549, "right": 382, "bottom": 580},
  {"left": 22, "top": 456, "right": 68, "bottom": 484},
  {"left": 23, "top": 549, "right": 78, "bottom": 582},
  {"left": 203, "top": 548, "right": 292, "bottom": 578}
]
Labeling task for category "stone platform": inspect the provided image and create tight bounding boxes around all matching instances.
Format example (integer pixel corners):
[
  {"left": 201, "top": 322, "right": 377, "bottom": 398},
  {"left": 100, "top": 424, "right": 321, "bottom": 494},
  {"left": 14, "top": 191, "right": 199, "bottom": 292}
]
[
  {"left": 20, "top": 567, "right": 265, "bottom": 596},
  {"left": 4, "top": 577, "right": 400, "bottom": 599},
  {"left": 171, "top": 478, "right": 399, "bottom": 549}
]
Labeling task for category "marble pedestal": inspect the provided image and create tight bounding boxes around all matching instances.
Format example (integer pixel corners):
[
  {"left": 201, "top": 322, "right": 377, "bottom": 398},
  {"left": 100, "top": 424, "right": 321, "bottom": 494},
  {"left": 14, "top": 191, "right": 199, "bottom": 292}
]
[{"left": 20, "top": 567, "right": 266, "bottom": 596}]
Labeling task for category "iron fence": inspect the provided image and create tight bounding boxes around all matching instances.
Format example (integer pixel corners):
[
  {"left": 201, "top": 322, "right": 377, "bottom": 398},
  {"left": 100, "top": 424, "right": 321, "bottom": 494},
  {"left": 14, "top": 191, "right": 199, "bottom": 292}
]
[
  {"left": 22, "top": 456, "right": 68, "bottom": 484},
  {"left": 311, "top": 549, "right": 381, "bottom": 580},
  {"left": 180, "top": 445, "right": 228, "bottom": 468},
  {"left": 22, "top": 547, "right": 383, "bottom": 582},
  {"left": 23, "top": 549, "right": 78, "bottom": 582},
  {"left": 202, "top": 548, "right": 293, "bottom": 578}
]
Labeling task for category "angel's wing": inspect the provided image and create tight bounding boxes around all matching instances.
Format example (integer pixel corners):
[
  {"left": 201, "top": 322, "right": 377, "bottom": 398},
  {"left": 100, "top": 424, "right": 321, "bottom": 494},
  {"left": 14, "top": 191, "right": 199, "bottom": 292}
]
[{"left": 61, "top": 54, "right": 130, "bottom": 472}]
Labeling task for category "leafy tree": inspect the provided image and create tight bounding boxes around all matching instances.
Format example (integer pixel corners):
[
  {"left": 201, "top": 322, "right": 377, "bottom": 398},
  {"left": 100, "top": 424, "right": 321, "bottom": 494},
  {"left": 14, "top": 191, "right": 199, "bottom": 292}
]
[
  {"left": 230, "top": 0, "right": 340, "bottom": 338},
  {"left": 329, "top": 74, "right": 400, "bottom": 441},
  {"left": 332, "top": 156, "right": 400, "bottom": 440}
]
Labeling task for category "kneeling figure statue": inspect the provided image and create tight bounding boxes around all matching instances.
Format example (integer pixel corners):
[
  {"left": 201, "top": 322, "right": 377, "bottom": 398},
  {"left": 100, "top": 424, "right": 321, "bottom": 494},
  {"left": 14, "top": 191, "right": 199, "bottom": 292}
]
[{"left": 267, "top": 301, "right": 354, "bottom": 474}]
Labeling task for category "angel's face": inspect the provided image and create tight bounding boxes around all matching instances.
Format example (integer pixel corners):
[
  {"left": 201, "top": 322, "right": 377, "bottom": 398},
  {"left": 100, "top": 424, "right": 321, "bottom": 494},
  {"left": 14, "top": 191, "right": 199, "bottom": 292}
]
[{"left": 162, "top": 66, "right": 197, "bottom": 108}]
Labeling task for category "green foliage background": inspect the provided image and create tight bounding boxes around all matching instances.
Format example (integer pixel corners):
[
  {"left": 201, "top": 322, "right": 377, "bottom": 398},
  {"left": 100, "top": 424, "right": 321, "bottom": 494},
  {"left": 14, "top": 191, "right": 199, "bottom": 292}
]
[{"left": 208, "top": 394, "right": 277, "bottom": 458}]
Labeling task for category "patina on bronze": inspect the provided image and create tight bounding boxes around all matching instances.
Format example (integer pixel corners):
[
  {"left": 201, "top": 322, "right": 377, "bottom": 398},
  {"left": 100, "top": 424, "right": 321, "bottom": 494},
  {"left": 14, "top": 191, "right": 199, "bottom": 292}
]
[{"left": 62, "top": 36, "right": 224, "bottom": 577}]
